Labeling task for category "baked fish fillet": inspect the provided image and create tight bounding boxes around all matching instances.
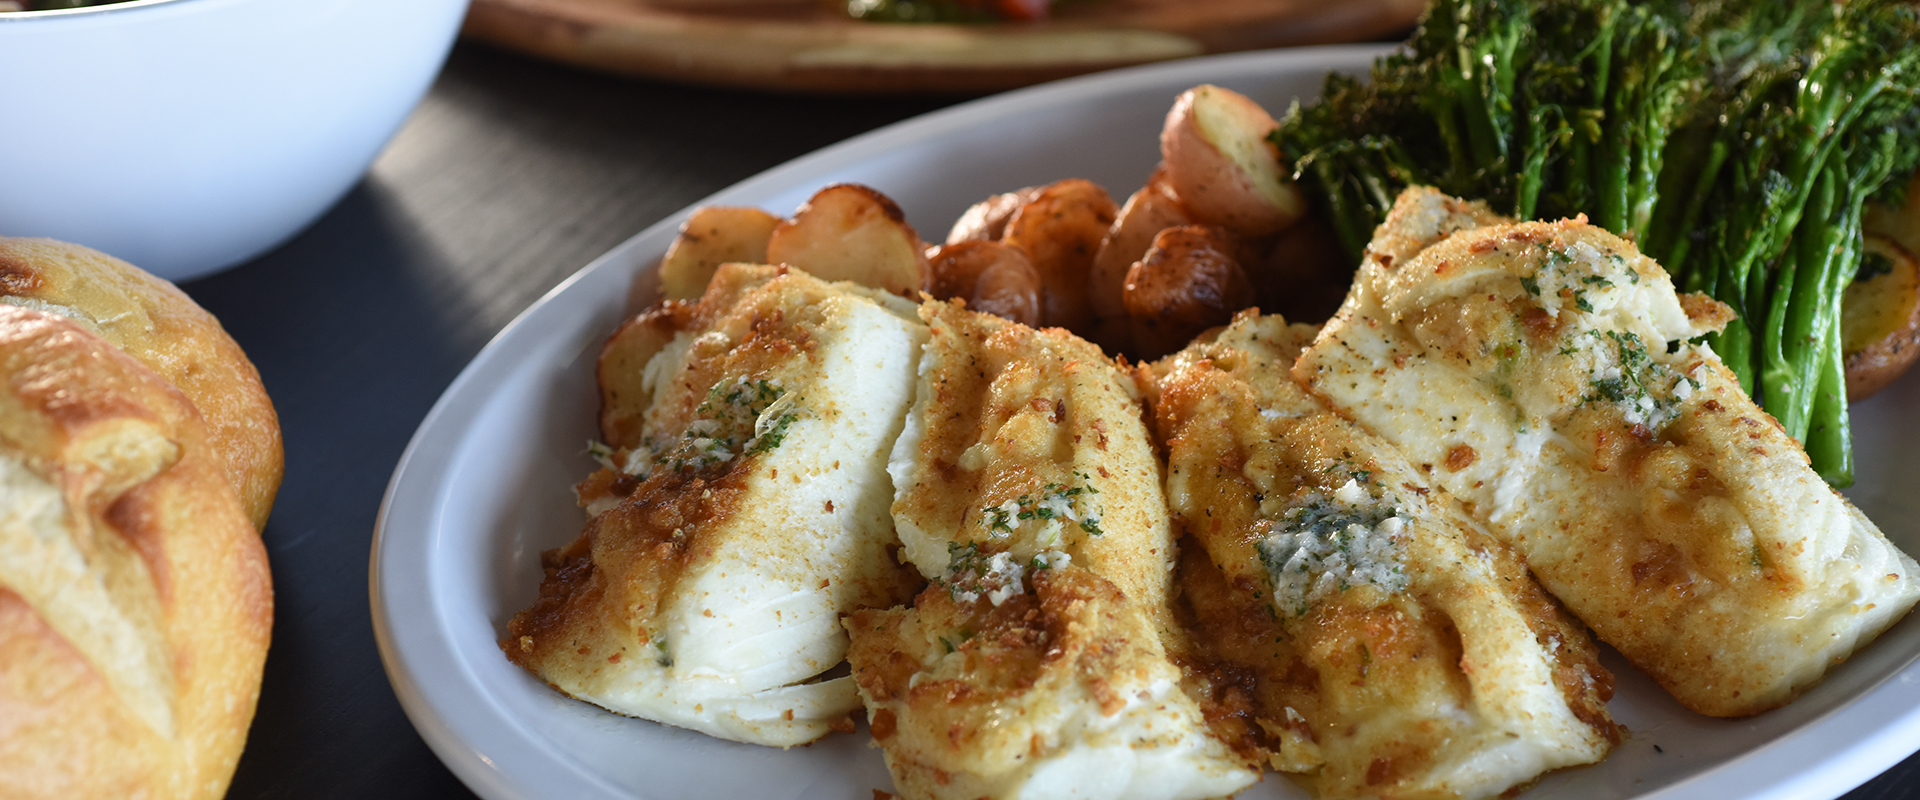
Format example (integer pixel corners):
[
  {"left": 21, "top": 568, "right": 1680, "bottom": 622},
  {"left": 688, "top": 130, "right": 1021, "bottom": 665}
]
[
  {"left": 503, "top": 263, "right": 925, "bottom": 746},
  {"left": 845, "top": 300, "right": 1258, "bottom": 800},
  {"left": 1294, "top": 186, "right": 1920, "bottom": 716},
  {"left": 1149, "top": 311, "right": 1618, "bottom": 799}
]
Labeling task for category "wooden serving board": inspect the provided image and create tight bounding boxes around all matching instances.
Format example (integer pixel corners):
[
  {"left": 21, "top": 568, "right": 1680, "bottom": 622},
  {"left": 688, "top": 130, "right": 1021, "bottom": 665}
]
[{"left": 461, "top": 0, "right": 1424, "bottom": 94}]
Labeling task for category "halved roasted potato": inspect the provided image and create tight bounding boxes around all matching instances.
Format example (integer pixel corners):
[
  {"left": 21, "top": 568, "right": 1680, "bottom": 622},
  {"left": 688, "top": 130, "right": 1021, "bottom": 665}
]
[
  {"left": 1090, "top": 166, "right": 1192, "bottom": 349},
  {"left": 766, "top": 183, "right": 929, "bottom": 297},
  {"left": 1865, "top": 169, "right": 1920, "bottom": 260},
  {"left": 999, "top": 178, "right": 1117, "bottom": 332},
  {"left": 1843, "top": 235, "right": 1920, "bottom": 400},
  {"left": 596, "top": 303, "right": 687, "bottom": 450},
  {"left": 1159, "top": 84, "right": 1305, "bottom": 238},
  {"left": 945, "top": 186, "right": 1041, "bottom": 244},
  {"left": 925, "top": 239, "right": 1041, "bottom": 327},
  {"left": 659, "top": 206, "right": 782, "bottom": 300}
]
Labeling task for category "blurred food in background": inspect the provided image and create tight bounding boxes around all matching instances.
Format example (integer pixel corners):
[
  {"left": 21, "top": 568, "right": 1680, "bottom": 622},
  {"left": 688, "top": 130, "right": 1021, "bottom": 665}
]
[
  {"left": 0, "top": 1, "right": 131, "bottom": 10},
  {"left": 460, "top": 0, "right": 1424, "bottom": 94}
]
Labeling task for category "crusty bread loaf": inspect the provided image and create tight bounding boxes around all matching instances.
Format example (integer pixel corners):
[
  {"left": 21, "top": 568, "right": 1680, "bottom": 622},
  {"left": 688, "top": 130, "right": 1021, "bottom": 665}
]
[
  {"left": 0, "top": 237, "right": 283, "bottom": 531},
  {"left": 0, "top": 305, "right": 272, "bottom": 799}
]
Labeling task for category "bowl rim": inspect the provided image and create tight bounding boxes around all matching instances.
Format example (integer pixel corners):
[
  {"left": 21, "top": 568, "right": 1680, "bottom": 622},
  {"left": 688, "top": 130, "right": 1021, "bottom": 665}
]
[{"left": 0, "top": 0, "right": 196, "bottom": 20}]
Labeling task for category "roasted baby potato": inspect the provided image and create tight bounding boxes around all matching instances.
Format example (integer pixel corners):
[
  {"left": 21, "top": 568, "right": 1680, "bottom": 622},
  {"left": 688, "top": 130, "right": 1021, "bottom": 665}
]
[
  {"left": 925, "top": 239, "right": 1042, "bottom": 326},
  {"left": 597, "top": 303, "right": 688, "bottom": 449},
  {"left": 1843, "top": 235, "right": 1920, "bottom": 400},
  {"left": 1866, "top": 169, "right": 1920, "bottom": 261},
  {"left": 1000, "top": 178, "right": 1117, "bottom": 332},
  {"left": 1851, "top": 169, "right": 1920, "bottom": 399},
  {"left": 1159, "top": 84, "right": 1306, "bottom": 238},
  {"left": 1090, "top": 166, "right": 1192, "bottom": 349},
  {"left": 945, "top": 185, "right": 1041, "bottom": 244},
  {"left": 659, "top": 206, "right": 782, "bottom": 300},
  {"left": 766, "top": 183, "right": 929, "bottom": 297},
  {"left": 1124, "top": 225, "right": 1252, "bottom": 359}
]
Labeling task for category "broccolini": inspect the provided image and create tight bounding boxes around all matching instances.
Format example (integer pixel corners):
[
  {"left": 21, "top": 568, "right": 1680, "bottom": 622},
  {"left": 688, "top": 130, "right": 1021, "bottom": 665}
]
[{"left": 1276, "top": 0, "right": 1920, "bottom": 486}]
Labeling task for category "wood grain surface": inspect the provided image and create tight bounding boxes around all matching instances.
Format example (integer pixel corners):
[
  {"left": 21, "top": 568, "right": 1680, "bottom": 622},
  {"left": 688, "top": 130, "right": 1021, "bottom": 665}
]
[
  {"left": 177, "top": 38, "right": 1920, "bottom": 800},
  {"left": 462, "top": 0, "right": 1426, "bottom": 93}
]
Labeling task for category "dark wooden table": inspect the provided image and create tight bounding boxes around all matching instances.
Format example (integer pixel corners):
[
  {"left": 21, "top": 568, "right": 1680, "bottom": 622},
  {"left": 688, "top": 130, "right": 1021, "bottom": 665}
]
[{"left": 181, "top": 38, "right": 1920, "bottom": 800}]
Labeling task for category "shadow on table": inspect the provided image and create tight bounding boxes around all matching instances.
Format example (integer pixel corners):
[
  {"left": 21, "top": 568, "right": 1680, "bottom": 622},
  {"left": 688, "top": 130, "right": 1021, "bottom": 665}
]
[{"left": 183, "top": 178, "right": 480, "bottom": 800}]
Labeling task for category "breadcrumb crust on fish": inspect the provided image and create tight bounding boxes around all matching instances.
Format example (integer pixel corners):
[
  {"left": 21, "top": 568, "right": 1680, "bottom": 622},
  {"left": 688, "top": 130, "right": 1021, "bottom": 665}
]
[
  {"left": 1294, "top": 187, "right": 1920, "bottom": 717},
  {"left": 504, "top": 265, "right": 925, "bottom": 746}
]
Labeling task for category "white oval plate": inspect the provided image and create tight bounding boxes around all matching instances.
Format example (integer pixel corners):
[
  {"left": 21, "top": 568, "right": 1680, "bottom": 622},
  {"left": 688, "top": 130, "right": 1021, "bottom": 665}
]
[{"left": 370, "top": 43, "right": 1920, "bottom": 800}]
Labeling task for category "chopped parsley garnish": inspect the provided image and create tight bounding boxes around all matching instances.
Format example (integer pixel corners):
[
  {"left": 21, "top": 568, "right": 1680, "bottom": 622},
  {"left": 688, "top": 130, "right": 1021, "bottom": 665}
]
[
  {"left": 654, "top": 375, "right": 802, "bottom": 474},
  {"left": 981, "top": 470, "right": 1104, "bottom": 537},
  {"left": 1575, "top": 330, "right": 1698, "bottom": 429},
  {"left": 1321, "top": 455, "right": 1372, "bottom": 486},
  {"left": 940, "top": 542, "right": 1047, "bottom": 605},
  {"left": 1256, "top": 479, "right": 1409, "bottom": 618},
  {"left": 587, "top": 440, "right": 618, "bottom": 470},
  {"left": 1519, "top": 241, "right": 1630, "bottom": 318}
]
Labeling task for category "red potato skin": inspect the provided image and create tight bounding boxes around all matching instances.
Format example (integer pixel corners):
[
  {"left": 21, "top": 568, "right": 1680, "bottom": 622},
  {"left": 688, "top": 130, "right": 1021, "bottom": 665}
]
[
  {"left": 1000, "top": 178, "right": 1118, "bottom": 333},
  {"left": 926, "top": 240, "right": 1042, "bottom": 327},
  {"left": 947, "top": 187, "right": 1042, "bottom": 245},
  {"left": 1843, "top": 236, "right": 1920, "bottom": 400},
  {"left": 766, "top": 183, "right": 930, "bottom": 297},
  {"left": 1090, "top": 167, "right": 1192, "bottom": 351},
  {"left": 1124, "top": 225, "right": 1253, "bottom": 359},
  {"left": 1159, "top": 85, "right": 1305, "bottom": 238},
  {"left": 1854, "top": 171, "right": 1920, "bottom": 399}
]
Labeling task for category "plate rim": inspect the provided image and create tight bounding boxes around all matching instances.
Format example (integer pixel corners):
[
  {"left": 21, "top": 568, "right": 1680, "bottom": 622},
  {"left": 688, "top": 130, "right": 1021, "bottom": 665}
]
[{"left": 369, "top": 42, "right": 1920, "bottom": 800}]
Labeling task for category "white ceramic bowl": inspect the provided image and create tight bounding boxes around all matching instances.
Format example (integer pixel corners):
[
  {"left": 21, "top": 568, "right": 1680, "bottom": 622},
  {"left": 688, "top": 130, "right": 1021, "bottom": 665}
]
[{"left": 0, "top": 0, "right": 469, "bottom": 282}]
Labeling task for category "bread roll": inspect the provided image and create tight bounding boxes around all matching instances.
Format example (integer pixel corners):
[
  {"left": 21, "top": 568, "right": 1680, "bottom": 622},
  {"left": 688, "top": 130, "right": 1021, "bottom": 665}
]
[
  {"left": 0, "top": 237, "right": 283, "bottom": 530},
  {"left": 0, "top": 305, "right": 272, "bottom": 799}
]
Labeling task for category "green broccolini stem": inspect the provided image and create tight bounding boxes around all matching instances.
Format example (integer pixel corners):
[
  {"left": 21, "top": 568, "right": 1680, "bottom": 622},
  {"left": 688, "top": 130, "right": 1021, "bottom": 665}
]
[
  {"left": 1806, "top": 313, "right": 1853, "bottom": 485},
  {"left": 1650, "top": 127, "right": 1729, "bottom": 286},
  {"left": 1594, "top": 6, "right": 1631, "bottom": 234},
  {"left": 1765, "top": 162, "right": 1837, "bottom": 440},
  {"left": 1515, "top": 103, "right": 1567, "bottom": 220}
]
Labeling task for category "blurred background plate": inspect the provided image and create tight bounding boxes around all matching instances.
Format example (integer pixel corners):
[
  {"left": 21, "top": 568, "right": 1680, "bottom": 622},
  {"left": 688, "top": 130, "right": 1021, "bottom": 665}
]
[{"left": 460, "top": 0, "right": 1424, "bottom": 94}]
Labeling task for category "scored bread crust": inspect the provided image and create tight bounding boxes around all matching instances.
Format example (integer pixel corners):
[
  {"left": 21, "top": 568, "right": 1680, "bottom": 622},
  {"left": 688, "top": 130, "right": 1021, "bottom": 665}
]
[
  {"left": 0, "top": 237, "right": 283, "bottom": 531},
  {"left": 0, "top": 306, "right": 272, "bottom": 800}
]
